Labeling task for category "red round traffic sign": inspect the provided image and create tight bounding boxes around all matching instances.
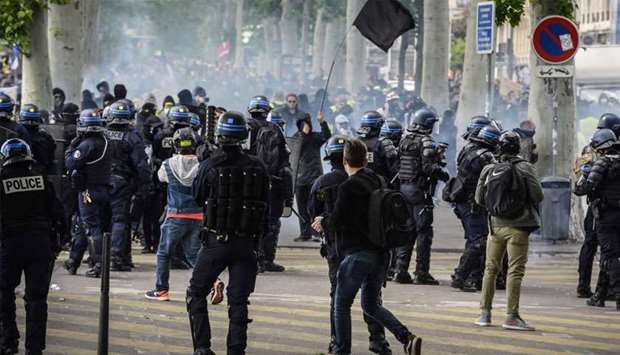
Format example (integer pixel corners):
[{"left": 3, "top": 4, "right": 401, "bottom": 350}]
[{"left": 532, "top": 16, "right": 579, "bottom": 64}]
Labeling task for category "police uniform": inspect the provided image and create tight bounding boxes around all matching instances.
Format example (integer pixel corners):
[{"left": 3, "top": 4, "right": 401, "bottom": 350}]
[
  {"left": 397, "top": 126, "right": 448, "bottom": 284},
  {"left": 451, "top": 141, "right": 496, "bottom": 290},
  {"left": 188, "top": 138, "right": 269, "bottom": 354},
  {"left": 0, "top": 140, "right": 65, "bottom": 354},
  {"left": 65, "top": 121, "right": 112, "bottom": 277},
  {"left": 105, "top": 123, "right": 151, "bottom": 269},
  {"left": 308, "top": 158, "right": 391, "bottom": 355}
]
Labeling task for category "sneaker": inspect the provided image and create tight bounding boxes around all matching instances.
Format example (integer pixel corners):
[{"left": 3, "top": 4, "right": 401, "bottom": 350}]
[
  {"left": 210, "top": 279, "right": 225, "bottom": 305},
  {"left": 264, "top": 262, "right": 285, "bottom": 272},
  {"left": 461, "top": 279, "right": 479, "bottom": 293},
  {"left": 84, "top": 265, "right": 101, "bottom": 278},
  {"left": 63, "top": 259, "right": 78, "bottom": 275},
  {"left": 577, "top": 287, "right": 593, "bottom": 298},
  {"left": 369, "top": 339, "right": 392, "bottom": 355},
  {"left": 412, "top": 272, "right": 439, "bottom": 285},
  {"left": 145, "top": 289, "right": 170, "bottom": 301},
  {"left": 502, "top": 315, "right": 535, "bottom": 331},
  {"left": 587, "top": 290, "right": 606, "bottom": 307},
  {"left": 450, "top": 277, "right": 464, "bottom": 289},
  {"left": 474, "top": 309, "right": 491, "bottom": 327},
  {"left": 394, "top": 271, "right": 414, "bottom": 284},
  {"left": 293, "top": 235, "right": 311, "bottom": 242},
  {"left": 403, "top": 334, "right": 422, "bottom": 355}
]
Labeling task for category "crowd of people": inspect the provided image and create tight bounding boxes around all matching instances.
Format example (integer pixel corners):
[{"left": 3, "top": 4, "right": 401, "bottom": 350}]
[{"left": 0, "top": 75, "right": 619, "bottom": 355}]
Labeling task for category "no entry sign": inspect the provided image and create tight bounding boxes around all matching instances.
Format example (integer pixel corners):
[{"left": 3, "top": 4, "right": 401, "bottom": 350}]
[{"left": 532, "top": 16, "right": 579, "bottom": 64}]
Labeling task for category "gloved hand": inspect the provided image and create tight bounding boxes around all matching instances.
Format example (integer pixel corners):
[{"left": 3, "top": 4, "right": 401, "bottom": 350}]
[
  {"left": 69, "top": 136, "right": 82, "bottom": 149},
  {"left": 436, "top": 169, "right": 450, "bottom": 182},
  {"left": 580, "top": 164, "right": 592, "bottom": 175}
]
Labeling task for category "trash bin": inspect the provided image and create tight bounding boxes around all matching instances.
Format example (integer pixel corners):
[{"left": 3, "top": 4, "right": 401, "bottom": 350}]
[{"left": 539, "top": 176, "right": 571, "bottom": 241}]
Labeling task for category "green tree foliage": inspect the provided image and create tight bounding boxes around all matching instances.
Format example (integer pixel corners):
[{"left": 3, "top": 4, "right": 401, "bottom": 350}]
[
  {"left": 450, "top": 37, "right": 465, "bottom": 72},
  {"left": 494, "top": 0, "right": 574, "bottom": 27},
  {"left": 0, "top": 0, "right": 68, "bottom": 53}
]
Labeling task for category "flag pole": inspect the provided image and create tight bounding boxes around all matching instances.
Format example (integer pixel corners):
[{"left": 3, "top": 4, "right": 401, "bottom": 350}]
[{"left": 319, "top": 26, "right": 355, "bottom": 114}]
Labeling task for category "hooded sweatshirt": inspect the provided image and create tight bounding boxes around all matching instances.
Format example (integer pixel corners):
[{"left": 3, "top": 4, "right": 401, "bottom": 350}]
[{"left": 158, "top": 154, "right": 202, "bottom": 219}]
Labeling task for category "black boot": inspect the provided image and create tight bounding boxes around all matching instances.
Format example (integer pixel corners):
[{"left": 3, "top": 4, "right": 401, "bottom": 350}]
[
  {"left": 63, "top": 259, "right": 78, "bottom": 275},
  {"left": 587, "top": 289, "right": 606, "bottom": 307},
  {"left": 111, "top": 256, "right": 131, "bottom": 272},
  {"left": 413, "top": 271, "right": 439, "bottom": 285},
  {"left": 394, "top": 271, "right": 413, "bottom": 284},
  {"left": 461, "top": 279, "right": 479, "bottom": 293},
  {"left": 577, "top": 287, "right": 593, "bottom": 299},
  {"left": 264, "top": 262, "right": 285, "bottom": 272},
  {"left": 193, "top": 348, "right": 215, "bottom": 355},
  {"left": 85, "top": 263, "right": 102, "bottom": 278}
]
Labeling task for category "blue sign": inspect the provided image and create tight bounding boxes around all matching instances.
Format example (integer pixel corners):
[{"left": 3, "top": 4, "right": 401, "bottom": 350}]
[{"left": 476, "top": 1, "right": 495, "bottom": 54}]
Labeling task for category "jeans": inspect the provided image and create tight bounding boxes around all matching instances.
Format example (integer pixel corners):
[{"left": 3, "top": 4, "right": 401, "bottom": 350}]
[
  {"left": 334, "top": 251, "right": 410, "bottom": 354},
  {"left": 155, "top": 218, "right": 201, "bottom": 290},
  {"left": 480, "top": 226, "right": 530, "bottom": 315}
]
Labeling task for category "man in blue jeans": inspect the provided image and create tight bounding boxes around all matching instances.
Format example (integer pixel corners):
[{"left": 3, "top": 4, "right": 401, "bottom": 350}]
[
  {"left": 145, "top": 128, "right": 223, "bottom": 302},
  {"left": 313, "top": 139, "right": 421, "bottom": 355}
]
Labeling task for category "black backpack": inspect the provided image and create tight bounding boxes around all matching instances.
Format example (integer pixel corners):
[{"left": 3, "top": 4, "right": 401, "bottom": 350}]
[
  {"left": 358, "top": 175, "right": 414, "bottom": 249},
  {"left": 255, "top": 124, "right": 283, "bottom": 176},
  {"left": 484, "top": 158, "right": 526, "bottom": 219}
]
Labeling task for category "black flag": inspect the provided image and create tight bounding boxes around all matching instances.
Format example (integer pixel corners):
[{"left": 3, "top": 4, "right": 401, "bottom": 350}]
[{"left": 353, "top": 0, "right": 415, "bottom": 52}]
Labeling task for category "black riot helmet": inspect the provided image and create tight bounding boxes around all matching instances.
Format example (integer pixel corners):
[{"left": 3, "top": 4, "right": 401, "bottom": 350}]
[
  {"left": 216, "top": 111, "right": 248, "bottom": 145},
  {"left": 0, "top": 92, "right": 14, "bottom": 118},
  {"left": 0, "top": 138, "right": 34, "bottom": 167},
  {"left": 590, "top": 128, "right": 617, "bottom": 152},
  {"left": 357, "top": 111, "right": 384, "bottom": 137},
  {"left": 475, "top": 125, "right": 501, "bottom": 148},
  {"left": 247, "top": 95, "right": 271, "bottom": 119},
  {"left": 108, "top": 101, "right": 132, "bottom": 125},
  {"left": 597, "top": 113, "right": 620, "bottom": 136},
  {"left": 498, "top": 131, "right": 521, "bottom": 156},
  {"left": 409, "top": 108, "right": 439, "bottom": 133},
  {"left": 323, "top": 135, "right": 347, "bottom": 163},
  {"left": 60, "top": 103, "right": 80, "bottom": 124},
  {"left": 464, "top": 115, "right": 491, "bottom": 140},
  {"left": 380, "top": 119, "right": 403, "bottom": 144},
  {"left": 173, "top": 127, "right": 198, "bottom": 154},
  {"left": 168, "top": 105, "right": 192, "bottom": 129},
  {"left": 19, "top": 104, "right": 42, "bottom": 126}
]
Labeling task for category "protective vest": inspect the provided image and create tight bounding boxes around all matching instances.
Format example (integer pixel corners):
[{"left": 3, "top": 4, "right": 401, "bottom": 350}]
[
  {"left": 84, "top": 135, "right": 112, "bottom": 186},
  {"left": 164, "top": 161, "right": 202, "bottom": 215},
  {"left": 105, "top": 126, "right": 135, "bottom": 179},
  {"left": 399, "top": 133, "right": 425, "bottom": 182},
  {"left": 595, "top": 157, "right": 620, "bottom": 208},
  {"left": 204, "top": 156, "right": 269, "bottom": 238},
  {"left": 1, "top": 167, "right": 51, "bottom": 231},
  {"left": 28, "top": 128, "right": 55, "bottom": 174},
  {"left": 457, "top": 143, "right": 493, "bottom": 195}
]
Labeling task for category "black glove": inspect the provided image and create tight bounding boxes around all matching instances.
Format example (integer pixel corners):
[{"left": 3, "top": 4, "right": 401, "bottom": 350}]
[{"left": 436, "top": 169, "right": 450, "bottom": 182}]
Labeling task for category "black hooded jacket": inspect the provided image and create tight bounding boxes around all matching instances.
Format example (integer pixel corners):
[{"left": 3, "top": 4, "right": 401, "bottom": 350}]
[{"left": 292, "top": 116, "right": 331, "bottom": 186}]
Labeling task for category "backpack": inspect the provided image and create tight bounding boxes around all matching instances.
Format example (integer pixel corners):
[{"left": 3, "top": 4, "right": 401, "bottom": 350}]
[
  {"left": 255, "top": 124, "right": 283, "bottom": 176},
  {"left": 484, "top": 158, "right": 526, "bottom": 219},
  {"left": 358, "top": 174, "right": 415, "bottom": 249}
]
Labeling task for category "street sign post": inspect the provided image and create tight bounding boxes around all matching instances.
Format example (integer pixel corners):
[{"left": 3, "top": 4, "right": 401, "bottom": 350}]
[
  {"left": 476, "top": 1, "right": 495, "bottom": 54},
  {"left": 532, "top": 16, "right": 579, "bottom": 64},
  {"left": 531, "top": 16, "right": 579, "bottom": 176},
  {"left": 476, "top": 1, "right": 495, "bottom": 115}
]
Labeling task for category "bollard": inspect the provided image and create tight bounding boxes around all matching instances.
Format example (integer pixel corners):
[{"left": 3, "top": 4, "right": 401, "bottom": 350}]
[{"left": 98, "top": 233, "right": 111, "bottom": 355}]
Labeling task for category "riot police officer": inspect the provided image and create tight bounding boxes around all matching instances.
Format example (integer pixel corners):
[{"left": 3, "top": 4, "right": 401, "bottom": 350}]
[
  {"left": 395, "top": 108, "right": 449, "bottom": 285},
  {"left": 18, "top": 104, "right": 56, "bottom": 175},
  {"left": 0, "top": 138, "right": 65, "bottom": 355},
  {"left": 450, "top": 124, "right": 499, "bottom": 292},
  {"left": 188, "top": 111, "right": 270, "bottom": 355},
  {"left": 461, "top": 116, "right": 491, "bottom": 141},
  {"left": 574, "top": 128, "right": 620, "bottom": 311},
  {"left": 105, "top": 101, "right": 152, "bottom": 271},
  {"left": 64, "top": 109, "right": 112, "bottom": 278},
  {"left": 0, "top": 93, "right": 30, "bottom": 144},
  {"left": 308, "top": 135, "right": 392, "bottom": 355},
  {"left": 246, "top": 96, "right": 291, "bottom": 272},
  {"left": 357, "top": 111, "right": 398, "bottom": 181},
  {"left": 380, "top": 119, "right": 404, "bottom": 147}
]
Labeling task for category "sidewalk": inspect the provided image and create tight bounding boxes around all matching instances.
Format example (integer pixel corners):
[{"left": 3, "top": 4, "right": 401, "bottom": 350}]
[{"left": 279, "top": 204, "right": 581, "bottom": 255}]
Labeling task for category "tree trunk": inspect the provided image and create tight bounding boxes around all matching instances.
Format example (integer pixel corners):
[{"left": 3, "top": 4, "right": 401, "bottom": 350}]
[
  {"left": 281, "top": 0, "right": 299, "bottom": 56},
  {"left": 345, "top": 0, "right": 366, "bottom": 95},
  {"left": 48, "top": 0, "right": 83, "bottom": 105},
  {"left": 22, "top": 6, "right": 52, "bottom": 110},
  {"left": 311, "top": 8, "right": 326, "bottom": 79},
  {"left": 262, "top": 18, "right": 275, "bottom": 75},
  {"left": 322, "top": 19, "right": 346, "bottom": 87},
  {"left": 455, "top": 0, "right": 488, "bottom": 151},
  {"left": 81, "top": 0, "right": 100, "bottom": 73},
  {"left": 421, "top": 0, "right": 450, "bottom": 113},
  {"left": 528, "top": 1, "right": 579, "bottom": 240},
  {"left": 414, "top": 0, "right": 424, "bottom": 97},
  {"left": 298, "top": 0, "right": 312, "bottom": 85},
  {"left": 233, "top": 0, "right": 245, "bottom": 69}
]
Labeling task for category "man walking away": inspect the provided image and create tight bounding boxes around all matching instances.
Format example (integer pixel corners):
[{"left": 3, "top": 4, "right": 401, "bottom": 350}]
[
  {"left": 474, "top": 131, "right": 543, "bottom": 330},
  {"left": 315, "top": 139, "right": 422, "bottom": 355}
]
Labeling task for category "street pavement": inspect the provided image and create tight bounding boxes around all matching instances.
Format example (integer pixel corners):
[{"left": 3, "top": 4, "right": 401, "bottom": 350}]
[{"left": 14, "top": 206, "right": 620, "bottom": 354}]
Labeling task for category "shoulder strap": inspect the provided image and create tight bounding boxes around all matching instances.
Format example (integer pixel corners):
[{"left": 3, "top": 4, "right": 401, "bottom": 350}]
[{"left": 86, "top": 136, "right": 109, "bottom": 166}]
